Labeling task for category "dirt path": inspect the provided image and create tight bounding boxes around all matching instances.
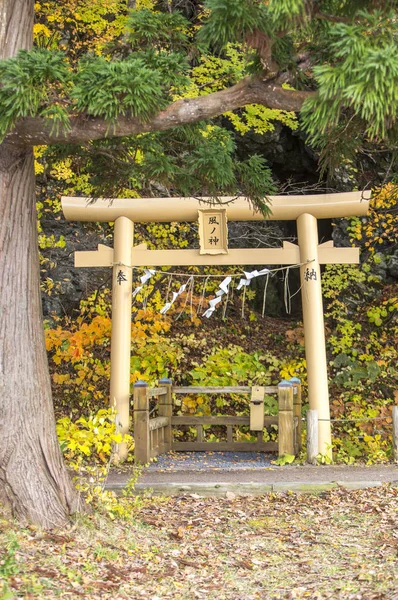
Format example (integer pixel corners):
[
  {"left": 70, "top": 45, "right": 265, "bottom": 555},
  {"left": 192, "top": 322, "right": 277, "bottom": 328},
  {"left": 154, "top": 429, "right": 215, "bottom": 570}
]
[{"left": 106, "top": 452, "right": 398, "bottom": 494}]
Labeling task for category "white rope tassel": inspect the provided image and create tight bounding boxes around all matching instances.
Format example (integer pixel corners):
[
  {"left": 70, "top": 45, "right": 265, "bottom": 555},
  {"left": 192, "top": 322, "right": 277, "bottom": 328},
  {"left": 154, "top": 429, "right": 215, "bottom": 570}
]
[
  {"left": 284, "top": 268, "right": 291, "bottom": 314},
  {"left": 236, "top": 275, "right": 251, "bottom": 291},
  {"left": 141, "top": 268, "right": 156, "bottom": 285},
  {"left": 176, "top": 276, "right": 194, "bottom": 320},
  {"left": 222, "top": 285, "right": 230, "bottom": 319},
  {"left": 241, "top": 285, "right": 247, "bottom": 319},
  {"left": 132, "top": 285, "right": 142, "bottom": 298},
  {"left": 197, "top": 275, "right": 210, "bottom": 316},
  {"left": 262, "top": 274, "right": 270, "bottom": 318}
]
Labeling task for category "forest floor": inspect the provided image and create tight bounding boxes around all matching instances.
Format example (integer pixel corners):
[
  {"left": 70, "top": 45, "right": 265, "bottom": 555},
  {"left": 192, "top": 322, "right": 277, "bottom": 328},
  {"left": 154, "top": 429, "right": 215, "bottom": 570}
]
[{"left": 1, "top": 486, "right": 397, "bottom": 599}]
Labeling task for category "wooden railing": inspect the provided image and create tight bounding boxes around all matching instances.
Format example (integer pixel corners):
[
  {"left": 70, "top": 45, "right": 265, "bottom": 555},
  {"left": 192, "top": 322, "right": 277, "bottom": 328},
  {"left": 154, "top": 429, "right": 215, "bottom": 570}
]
[{"left": 133, "top": 379, "right": 302, "bottom": 463}]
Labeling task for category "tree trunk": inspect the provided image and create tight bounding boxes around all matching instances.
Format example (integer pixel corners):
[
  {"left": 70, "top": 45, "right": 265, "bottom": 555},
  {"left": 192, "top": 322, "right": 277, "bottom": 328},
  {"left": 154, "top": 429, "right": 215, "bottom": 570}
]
[
  {"left": 0, "top": 143, "right": 79, "bottom": 527},
  {"left": 0, "top": 0, "right": 79, "bottom": 527},
  {"left": 0, "top": 0, "right": 34, "bottom": 58}
]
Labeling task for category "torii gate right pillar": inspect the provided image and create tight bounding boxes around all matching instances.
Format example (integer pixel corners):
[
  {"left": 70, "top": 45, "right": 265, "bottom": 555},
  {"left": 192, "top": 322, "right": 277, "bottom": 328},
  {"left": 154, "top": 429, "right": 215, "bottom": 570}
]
[{"left": 297, "top": 213, "right": 331, "bottom": 458}]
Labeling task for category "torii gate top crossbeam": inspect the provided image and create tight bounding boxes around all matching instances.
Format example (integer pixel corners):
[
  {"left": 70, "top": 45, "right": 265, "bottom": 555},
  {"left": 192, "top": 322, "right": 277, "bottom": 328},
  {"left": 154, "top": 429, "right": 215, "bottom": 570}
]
[{"left": 62, "top": 191, "right": 370, "bottom": 223}]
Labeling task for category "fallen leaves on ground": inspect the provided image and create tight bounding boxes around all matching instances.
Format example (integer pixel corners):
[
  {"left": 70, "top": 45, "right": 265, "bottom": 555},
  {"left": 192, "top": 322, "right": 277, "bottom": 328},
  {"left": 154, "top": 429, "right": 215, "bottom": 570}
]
[{"left": 1, "top": 485, "right": 397, "bottom": 599}]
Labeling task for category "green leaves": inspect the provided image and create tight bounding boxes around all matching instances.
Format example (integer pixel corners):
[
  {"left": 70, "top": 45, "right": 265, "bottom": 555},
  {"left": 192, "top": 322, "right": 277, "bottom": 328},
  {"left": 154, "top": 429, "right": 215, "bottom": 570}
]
[
  {"left": 156, "top": 125, "right": 274, "bottom": 210},
  {"left": 45, "top": 120, "right": 275, "bottom": 207},
  {"left": 2, "top": 0, "right": 396, "bottom": 186},
  {"left": 188, "top": 345, "right": 272, "bottom": 387},
  {"left": 182, "top": 126, "right": 236, "bottom": 194},
  {"left": 235, "top": 155, "right": 275, "bottom": 216},
  {"left": 0, "top": 49, "right": 70, "bottom": 140},
  {"left": 268, "top": 0, "right": 306, "bottom": 27},
  {"left": 271, "top": 453, "right": 295, "bottom": 466},
  {"left": 199, "top": 0, "right": 270, "bottom": 50},
  {"left": 302, "top": 10, "right": 398, "bottom": 164},
  {"left": 332, "top": 354, "right": 381, "bottom": 389},
  {"left": 133, "top": 50, "right": 189, "bottom": 91},
  {"left": 126, "top": 8, "right": 189, "bottom": 51},
  {"left": 72, "top": 56, "right": 166, "bottom": 122}
]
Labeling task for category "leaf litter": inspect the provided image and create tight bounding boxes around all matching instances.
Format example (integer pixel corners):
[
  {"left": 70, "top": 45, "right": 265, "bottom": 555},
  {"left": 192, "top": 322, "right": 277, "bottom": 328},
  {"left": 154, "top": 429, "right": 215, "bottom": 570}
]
[{"left": 0, "top": 485, "right": 397, "bottom": 599}]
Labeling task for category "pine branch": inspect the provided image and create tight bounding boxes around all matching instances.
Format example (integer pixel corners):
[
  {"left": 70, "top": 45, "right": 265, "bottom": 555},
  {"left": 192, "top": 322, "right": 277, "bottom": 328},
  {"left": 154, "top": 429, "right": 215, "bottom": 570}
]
[
  {"left": 8, "top": 76, "right": 313, "bottom": 146},
  {"left": 244, "top": 30, "right": 279, "bottom": 76},
  {"left": 314, "top": 12, "right": 351, "bottom": 23}
]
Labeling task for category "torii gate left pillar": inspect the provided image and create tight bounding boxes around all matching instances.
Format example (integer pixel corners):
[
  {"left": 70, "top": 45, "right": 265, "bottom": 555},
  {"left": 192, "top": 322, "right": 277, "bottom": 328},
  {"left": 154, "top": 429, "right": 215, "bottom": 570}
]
[
  {"left": 110, "top": 217, "right": 134, "bottom": 460},
  {"left": 62, "top": 191, "right": 370, "bottom": 460}
]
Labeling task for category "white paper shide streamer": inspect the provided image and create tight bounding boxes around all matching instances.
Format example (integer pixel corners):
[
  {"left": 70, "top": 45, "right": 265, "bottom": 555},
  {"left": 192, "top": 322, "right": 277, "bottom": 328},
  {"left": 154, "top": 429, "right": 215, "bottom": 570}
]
[
  {"left": 236, "top": 268, "right": 270, "bottom": 290},
  {"left": 202, "top": 295, "right": 222, "bottom": 318},
  {"left": 203, "top": 276, "right": 231, "bottom": 318},
  {"left": 132, "top": 269, "right": 155, "bottom": 298},
  {"left": 216, "top": 276, "right": 232, "bottom": 297},
  {"left": 160, "top": 281, "right": 189, "bottom": 314}
]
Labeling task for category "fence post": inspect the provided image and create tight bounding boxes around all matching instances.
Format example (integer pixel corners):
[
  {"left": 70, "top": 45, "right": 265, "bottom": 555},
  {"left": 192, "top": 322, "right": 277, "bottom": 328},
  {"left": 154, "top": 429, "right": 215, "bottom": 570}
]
[
  {"left": 393, "top": 406, "right": 398, "bottom": 463},
  {"left": 278, "top": 380, "right": 295, "bottom": 457},
  {"left": 290, "top": 377, "right": 302, "bottom": 454},
  {"left": 307, "top": 409, "right": 318, "bottom": 465},
  {"left": 133, "top": 380, "right": 150, "bottom": 463},
  {"left": 159, "top": 377, "right": 173, "bottom": 453}
]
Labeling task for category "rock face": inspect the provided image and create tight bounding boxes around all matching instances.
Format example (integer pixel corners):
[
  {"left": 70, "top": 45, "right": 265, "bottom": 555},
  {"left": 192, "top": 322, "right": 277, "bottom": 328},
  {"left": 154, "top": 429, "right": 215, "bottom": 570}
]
[
  {"left": 332, "top": 219, "right": 397, "bottom": 284},
  {"left": 232, "top": 122, "right": 319, "bottom": 186},
  {"left": 332, "top": 219, "right": 353, "bottom": 249},
  {"left": 388, "top": 250, "right": 398, "bottom": 279},
  {"left": 40, "top": 213, "right": 111, "bottom": 318}
]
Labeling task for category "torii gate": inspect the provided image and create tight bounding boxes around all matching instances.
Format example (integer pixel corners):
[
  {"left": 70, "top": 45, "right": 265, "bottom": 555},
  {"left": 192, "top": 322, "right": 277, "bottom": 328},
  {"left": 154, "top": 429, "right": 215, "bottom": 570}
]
[{"left": 62, "top": 191, "right": 370, "bottom": 459}]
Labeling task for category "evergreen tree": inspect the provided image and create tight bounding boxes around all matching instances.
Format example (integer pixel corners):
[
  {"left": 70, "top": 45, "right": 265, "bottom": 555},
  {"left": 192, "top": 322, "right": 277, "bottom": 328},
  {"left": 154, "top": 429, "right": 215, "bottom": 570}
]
[{"left": 0, "top": 0, "right": 397, "bottom": 527}]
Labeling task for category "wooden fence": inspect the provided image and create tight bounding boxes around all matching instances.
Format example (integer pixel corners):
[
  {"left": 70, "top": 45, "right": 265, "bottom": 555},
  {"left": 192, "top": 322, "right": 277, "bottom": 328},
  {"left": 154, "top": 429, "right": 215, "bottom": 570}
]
[{"left": 133, "top": 378, "right": 302, "bottom": 463}]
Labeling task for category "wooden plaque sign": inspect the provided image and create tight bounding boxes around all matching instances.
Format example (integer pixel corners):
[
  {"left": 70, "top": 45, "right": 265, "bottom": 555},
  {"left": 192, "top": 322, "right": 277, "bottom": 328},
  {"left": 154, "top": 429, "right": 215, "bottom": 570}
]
[
  {"left": 198, "top": 209, "right": 228, "bottom": 255},
  {"left": 250, "top": 386, "right": 265, "bottom": 431}
]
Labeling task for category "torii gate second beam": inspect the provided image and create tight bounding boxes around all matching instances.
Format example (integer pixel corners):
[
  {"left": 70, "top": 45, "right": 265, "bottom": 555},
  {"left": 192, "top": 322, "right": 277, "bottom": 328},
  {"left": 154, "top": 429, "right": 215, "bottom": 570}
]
[{"left": 62, "top": 191, "right": 370, "bottom": 460}]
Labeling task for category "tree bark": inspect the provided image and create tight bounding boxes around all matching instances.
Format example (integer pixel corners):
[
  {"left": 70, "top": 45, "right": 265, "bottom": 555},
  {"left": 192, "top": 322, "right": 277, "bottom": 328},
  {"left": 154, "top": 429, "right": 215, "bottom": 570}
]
[
  {"left": 9, "top": 77, "right": 314, "bottom": 146},
  {"left": 0, "top": 0, "right": 34, "bottom": 58},
  {"left": 0, "top": 143, "right": 79, "bottom": 526},
  {"left": 0, "top": 0, "right": 79, "bottom": 527}
]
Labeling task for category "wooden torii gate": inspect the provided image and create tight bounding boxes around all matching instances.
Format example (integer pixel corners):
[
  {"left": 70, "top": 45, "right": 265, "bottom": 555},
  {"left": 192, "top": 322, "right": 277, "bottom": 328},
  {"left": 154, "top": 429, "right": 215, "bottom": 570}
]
[{"left": 62, "top": 191, "right": 370, "bottom": 459}]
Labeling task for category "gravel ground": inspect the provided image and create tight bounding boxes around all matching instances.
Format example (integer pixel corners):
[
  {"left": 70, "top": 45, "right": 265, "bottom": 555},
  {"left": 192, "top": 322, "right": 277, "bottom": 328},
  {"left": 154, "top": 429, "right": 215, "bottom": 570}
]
[{"left": 145, "top": 451, "right": 275, "bottom": 471}]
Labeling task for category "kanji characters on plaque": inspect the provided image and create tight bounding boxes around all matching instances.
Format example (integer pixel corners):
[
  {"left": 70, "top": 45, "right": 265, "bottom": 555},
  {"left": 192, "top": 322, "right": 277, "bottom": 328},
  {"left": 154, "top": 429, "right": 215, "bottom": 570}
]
[{"left": 198, "top": 209, "right": 228, "bottom": 255}]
